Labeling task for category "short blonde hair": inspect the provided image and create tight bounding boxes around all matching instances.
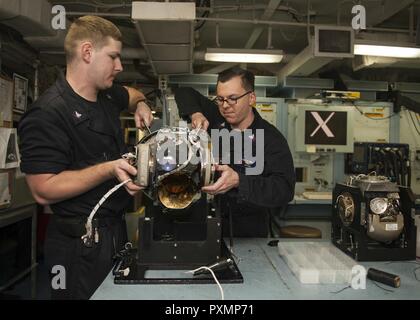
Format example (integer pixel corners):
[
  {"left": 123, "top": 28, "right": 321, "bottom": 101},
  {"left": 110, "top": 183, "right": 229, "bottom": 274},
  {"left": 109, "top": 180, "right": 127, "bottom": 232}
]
[{"left": 64, "top": 15, "right": 122, "bottom": 63}]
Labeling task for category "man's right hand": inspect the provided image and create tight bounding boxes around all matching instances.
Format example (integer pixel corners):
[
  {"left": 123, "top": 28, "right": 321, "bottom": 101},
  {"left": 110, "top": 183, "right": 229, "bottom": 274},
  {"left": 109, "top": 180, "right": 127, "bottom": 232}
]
[
  {"left": 110, "top": 159, "right": 143, "bottom": 195},
  {"left": 191, "top": 112, "right": 209, "bottom": 131}
]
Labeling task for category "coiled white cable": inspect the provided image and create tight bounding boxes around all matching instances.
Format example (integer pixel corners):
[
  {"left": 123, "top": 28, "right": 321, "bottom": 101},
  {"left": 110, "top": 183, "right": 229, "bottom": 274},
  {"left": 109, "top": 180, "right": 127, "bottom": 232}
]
[
  {"left": 186, "top": 266, "right": 224, "bottom": 300},
  {"left": 82, "top": 179, "right": 132, "bottom": 240}
]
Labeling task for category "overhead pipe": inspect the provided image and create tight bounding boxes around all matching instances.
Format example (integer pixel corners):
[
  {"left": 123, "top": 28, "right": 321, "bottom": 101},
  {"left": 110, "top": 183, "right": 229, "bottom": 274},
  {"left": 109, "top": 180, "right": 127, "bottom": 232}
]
[{"left": 195, "top": 17, "right": 413, "bottom": 34}]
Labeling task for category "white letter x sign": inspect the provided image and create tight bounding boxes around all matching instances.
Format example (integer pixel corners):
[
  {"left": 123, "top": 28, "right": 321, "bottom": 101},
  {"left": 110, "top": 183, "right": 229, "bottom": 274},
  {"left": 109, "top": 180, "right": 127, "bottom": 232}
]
[{"left": 310, "top": 112, "right": 335, "bottom": 137}]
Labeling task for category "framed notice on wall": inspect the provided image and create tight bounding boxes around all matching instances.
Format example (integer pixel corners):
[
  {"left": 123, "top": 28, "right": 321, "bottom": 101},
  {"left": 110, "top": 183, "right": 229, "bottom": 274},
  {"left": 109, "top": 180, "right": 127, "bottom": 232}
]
[
  {"left": 13, "top": 73, "right": 28, "bottom": 114},
  {"left": 0, "top": 76, "right": 13, "bottom": 124}
]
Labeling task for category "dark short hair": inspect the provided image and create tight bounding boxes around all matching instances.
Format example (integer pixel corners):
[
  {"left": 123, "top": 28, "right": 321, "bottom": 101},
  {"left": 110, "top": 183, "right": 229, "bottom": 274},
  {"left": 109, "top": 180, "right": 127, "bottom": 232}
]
[{"left": 217, "top": 67, "right": 255, "bottom": 92}]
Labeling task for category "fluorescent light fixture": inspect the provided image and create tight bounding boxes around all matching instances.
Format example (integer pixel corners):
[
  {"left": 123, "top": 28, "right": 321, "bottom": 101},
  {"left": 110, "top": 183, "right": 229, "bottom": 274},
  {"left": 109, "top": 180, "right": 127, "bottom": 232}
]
[
  {"left": 205, "top": 48, "right": 283, "bottom": 63},
  {"left": 354, "top": 44, "right": 420, "bottom": 58}
]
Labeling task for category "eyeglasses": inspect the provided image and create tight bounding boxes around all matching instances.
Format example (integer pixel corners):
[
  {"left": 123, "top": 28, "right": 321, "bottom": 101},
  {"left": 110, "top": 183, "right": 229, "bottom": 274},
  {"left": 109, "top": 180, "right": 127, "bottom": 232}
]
[{"left": 213, "top": 91, "right": 252, "bottom": 106}]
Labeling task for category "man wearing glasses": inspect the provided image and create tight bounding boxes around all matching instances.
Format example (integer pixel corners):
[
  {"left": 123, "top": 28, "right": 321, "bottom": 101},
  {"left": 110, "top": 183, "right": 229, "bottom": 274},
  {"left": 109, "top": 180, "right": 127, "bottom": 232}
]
[{"left": 174, "top": 67, "right": 295, "bottom": 237}]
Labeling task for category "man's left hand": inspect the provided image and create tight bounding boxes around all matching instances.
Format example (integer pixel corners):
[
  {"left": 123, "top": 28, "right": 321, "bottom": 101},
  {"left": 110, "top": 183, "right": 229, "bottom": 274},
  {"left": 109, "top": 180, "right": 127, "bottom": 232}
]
[
  {"left": 202, "top": 165, "right": 239, "bottom": 195},
  {"left": 134, "top": 101, "right": 153, "bottom": 130}
]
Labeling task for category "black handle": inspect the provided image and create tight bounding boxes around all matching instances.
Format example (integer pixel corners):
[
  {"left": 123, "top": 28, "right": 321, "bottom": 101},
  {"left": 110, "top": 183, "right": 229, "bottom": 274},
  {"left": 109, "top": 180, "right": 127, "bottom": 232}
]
[{"left": 367, "top": 268, "right": 400, "bottom": 288}]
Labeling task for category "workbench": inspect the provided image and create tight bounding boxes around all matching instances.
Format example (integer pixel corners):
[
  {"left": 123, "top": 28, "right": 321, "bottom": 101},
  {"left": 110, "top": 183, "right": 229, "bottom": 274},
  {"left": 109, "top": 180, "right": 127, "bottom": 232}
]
[{"left": 92, "top": 238, "right": 420, "bottom": 300}]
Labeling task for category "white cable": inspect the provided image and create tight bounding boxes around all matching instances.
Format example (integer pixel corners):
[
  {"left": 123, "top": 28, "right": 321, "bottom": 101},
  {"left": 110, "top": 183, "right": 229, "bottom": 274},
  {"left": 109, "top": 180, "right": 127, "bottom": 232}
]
[
  {"left": 82, "top": 179, "right": 132, "bottom": 239},
  {"left": 186, "top": 267, "right": 224, "bottom": 300},
  {"left": 355, "top": 173, "right": 367, "bottom": 180},
  {"left": 122, "top": 152, "right": 137, "bottom": 166},
  {"left": 88, "top": 178, "right": 132, "bottom": 221},
  {"left": 335, "top": 194, "right": 344, "bottom": 206}
]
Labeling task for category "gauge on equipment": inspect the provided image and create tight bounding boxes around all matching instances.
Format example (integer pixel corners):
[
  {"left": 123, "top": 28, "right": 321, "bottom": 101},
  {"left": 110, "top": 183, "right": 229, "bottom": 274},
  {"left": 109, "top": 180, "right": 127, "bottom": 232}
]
[{"left": 369, "top": 197, "right": 388, "bottom": 215}]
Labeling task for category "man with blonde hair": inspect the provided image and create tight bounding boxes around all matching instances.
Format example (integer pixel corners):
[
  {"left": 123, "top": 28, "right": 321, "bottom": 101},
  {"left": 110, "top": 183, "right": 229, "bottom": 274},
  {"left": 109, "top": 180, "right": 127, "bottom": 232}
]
[{"left": 18, "top": 16, "right": 153, "bottom": 299}]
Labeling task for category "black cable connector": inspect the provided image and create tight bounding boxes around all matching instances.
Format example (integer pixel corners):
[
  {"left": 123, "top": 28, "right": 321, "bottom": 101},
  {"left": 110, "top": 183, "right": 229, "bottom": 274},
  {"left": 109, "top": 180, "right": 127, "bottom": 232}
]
[{"left": 193, "top": 258, "right": 234, "bottom": 276}]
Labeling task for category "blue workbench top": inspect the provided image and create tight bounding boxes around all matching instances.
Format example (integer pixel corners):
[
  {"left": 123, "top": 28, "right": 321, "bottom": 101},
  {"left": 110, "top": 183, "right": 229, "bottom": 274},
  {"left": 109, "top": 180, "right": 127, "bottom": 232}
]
[{"left": 92, "top": 238, "right": 420, "bottom": 300}]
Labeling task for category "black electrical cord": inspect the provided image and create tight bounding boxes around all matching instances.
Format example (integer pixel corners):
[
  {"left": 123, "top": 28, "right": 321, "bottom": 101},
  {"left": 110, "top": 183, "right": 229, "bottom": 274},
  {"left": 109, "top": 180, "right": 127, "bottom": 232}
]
[
  {"left": 371, "top": 147, "right": 380, "bottom": 174},
  {"left": 385, "top": 261, "right": 420, "bottom": 281},
  {"left": 389, "top": 150, "right": 400, "bottom": 185},
  {"left": 195, "top": 0, "right": 210, "bottom": 31},
  {"left": 384, "top": 152, "right": 391, "bottom": 178},
  {"left": 330, "top": 285, "right": 351, "bottom": 294},
  {"left": 371, "top": 280, "right": 395, "bottom": 293},
  {"left": 379, "top": 150, "right": 389, "bottom": 177},
  {"left": 367, "top": 146, "right": 373, "bottom": 173},
  {"left": 400, "top": 148, "right": 410, "bottom": 187},
  {"left": 397, "top": 150, "right": 407, "bottom": 187},
  {"left": 353, "top": 104, "right": 396, "bottom": 121},
  {"left": 407, "top": 159, "right": 411, "bottom": 187},
  {"left": 136, "top": 130, "right": 157, "bottom": 145},
  {"left": 390, "top": 150, "right": 397, "bottom": 183},
  {"left": 374, "top": 149, "right": 382, "bottom": 175},
  {"left": 388, "top": 161, "right": 394, "bottom": 181},
  {"left": 384, "top": 150, "right": 396, "bottom": 182}
]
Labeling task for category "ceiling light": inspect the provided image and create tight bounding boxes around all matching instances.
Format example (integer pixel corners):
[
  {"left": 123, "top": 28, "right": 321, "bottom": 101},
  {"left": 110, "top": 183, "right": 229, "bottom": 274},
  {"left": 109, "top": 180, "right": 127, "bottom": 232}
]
[
  {"left": 354, "top": 44, "right": 420, "bottom": 58},
  {"left": 204, "top": 48, "right": 283, "bottom": 63}
]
